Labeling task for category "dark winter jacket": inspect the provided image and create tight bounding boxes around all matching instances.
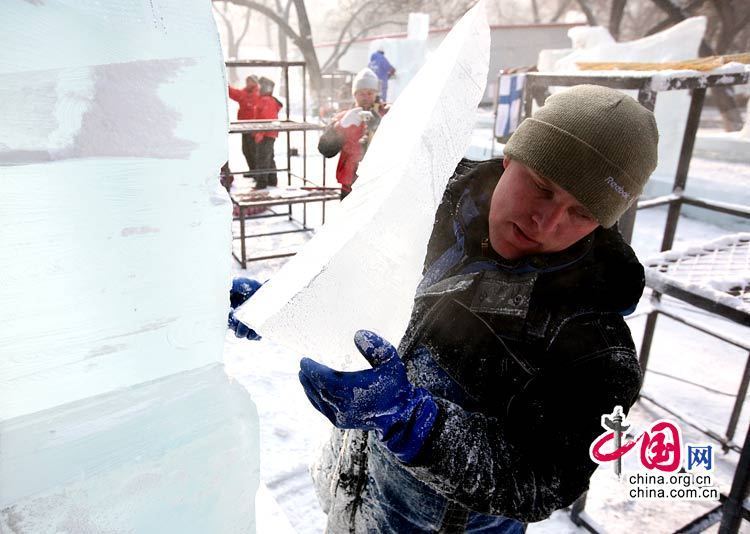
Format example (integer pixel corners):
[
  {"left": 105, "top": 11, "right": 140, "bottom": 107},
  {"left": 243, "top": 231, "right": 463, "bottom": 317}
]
[{"left": 317, "top": 158, "right": 644, "bottom": 532}]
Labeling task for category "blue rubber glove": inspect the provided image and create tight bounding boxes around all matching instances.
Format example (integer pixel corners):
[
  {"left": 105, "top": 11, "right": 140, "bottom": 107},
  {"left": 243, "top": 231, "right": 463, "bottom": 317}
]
[
  {"left": 228, "top": 309, "right": 261, "bottom": 340},
  {"left": 227, "top": 277, "right": 262, "bottom": 340},
  {"left": 298, "top": 330, "right": 438, "bottom": 463},
  {"left": 230, "top": 277, "right": 262, "bottom": 308}
]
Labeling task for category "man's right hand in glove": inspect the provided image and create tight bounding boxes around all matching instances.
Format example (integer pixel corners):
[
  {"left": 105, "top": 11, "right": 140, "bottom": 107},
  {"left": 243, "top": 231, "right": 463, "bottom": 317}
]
[{"left": 227, "top": 277, "right": 262, "bottom": 340}]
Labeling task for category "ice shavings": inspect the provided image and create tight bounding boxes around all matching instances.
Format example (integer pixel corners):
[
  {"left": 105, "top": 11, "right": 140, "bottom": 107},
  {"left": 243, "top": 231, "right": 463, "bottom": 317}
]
[{"left": 236, "top": 1, "right": 491, "bottom": 369}]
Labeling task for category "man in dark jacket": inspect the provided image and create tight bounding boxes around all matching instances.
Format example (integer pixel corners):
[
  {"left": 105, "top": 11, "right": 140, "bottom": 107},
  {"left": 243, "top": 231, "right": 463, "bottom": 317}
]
[{"left": 299, "top": 85, "right": 659, "bottom": 532}]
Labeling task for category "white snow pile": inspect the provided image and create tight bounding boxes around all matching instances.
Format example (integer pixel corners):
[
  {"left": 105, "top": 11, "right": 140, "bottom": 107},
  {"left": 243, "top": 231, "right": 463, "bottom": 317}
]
[
  {"left": 1, "top": 1, "right": 259, "bottom": 532},
  {"left": 236, "top": 0, "right": 491, "bottom": 369}
]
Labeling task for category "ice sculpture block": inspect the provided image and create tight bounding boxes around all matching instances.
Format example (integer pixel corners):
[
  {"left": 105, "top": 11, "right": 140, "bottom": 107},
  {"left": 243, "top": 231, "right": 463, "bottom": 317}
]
[
  {"left": 236, "top": 1, "right": 490, "bottom": 368},
  {"left": 0, "top": 1, "right": 258, "bottom": 531},
  {"left": 1, "top": 365, "right": 260, "bottom": 533}
]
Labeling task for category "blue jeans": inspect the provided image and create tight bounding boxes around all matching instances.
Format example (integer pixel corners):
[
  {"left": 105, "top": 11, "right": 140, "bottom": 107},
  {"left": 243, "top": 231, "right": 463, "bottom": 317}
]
[{"left": 358, "top": 437, "right": 526, "bottom": 533}]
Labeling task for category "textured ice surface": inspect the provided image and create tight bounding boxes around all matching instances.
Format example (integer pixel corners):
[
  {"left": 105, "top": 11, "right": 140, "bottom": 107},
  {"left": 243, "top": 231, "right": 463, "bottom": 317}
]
[
  {"left": 539, "top": 17, "right": 707, "bottom": 182},
  {"left": 0, "top": 364, "right": 259, "bottom": 533},
  {"left": 1, "top": 0, "right": 231, "bottom": 420},
  {"left": 236, "top": 1, "right": 491, "bottom": 368},
  {"left": 1, "top": 1, "right": 259, "bottom": 532}
]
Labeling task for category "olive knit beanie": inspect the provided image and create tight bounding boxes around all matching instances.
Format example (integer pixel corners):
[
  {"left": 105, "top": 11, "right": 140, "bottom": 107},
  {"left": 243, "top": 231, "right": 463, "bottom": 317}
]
[{"left": 504, "top": 85, "right": 659, "bottom": 228}]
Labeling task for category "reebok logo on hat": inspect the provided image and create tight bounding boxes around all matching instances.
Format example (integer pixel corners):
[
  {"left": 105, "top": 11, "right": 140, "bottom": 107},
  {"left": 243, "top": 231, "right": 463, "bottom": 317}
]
[{"left": 605, "top": 176, "right": 630, "bottom": 200}]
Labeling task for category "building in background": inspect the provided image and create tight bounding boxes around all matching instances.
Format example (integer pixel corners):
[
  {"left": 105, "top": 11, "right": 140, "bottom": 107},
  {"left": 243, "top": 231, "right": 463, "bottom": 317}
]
[{"left": 314, "top": 21, "right": 581, "bottom": 104}]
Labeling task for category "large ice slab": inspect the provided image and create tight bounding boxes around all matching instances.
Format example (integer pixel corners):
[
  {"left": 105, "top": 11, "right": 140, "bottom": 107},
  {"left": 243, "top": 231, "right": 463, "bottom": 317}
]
[
  {"left": 0, "top": 364, "right": 260, "bottom": 533},
  {"left": 1, "top": 1, "right": 259, "bottom": 531},
  {"left": 236, "top": 1, "right": 490, "bottom": 367},
  {"left": 1, "top": 0, "right": 231, "bottom": 420}
]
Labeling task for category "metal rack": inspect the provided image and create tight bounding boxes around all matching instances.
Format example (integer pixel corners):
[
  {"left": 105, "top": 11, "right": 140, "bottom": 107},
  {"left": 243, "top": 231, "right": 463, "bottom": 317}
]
[
  {"left": 521, "top": 68, "right": 750, "bottom": 533},
  {"left": 225, "top": 60, "right": 337, "bottom": 266},
  {"left": 638, "top": 236, "right": 750, "bottom": 533},
  {"left": 319, "top": 70, "right": 355, "bottom": 122}
]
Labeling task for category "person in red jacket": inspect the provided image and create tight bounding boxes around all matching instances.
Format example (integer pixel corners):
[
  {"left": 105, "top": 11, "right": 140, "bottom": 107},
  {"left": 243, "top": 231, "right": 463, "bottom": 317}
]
[
  {"left": 253, "top": 77, "right": 283, "bottom": 189},
  {"left": 317, "top": 68, "right": 389, "bottom": 200},
  {"left": 228, "top": 75, "right": 259, "bottom": 175}
]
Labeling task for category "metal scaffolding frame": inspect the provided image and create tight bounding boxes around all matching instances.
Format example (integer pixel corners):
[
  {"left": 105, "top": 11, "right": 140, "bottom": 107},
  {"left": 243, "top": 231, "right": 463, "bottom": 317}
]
[{"left": 225, "top": 60, "right": 336, "bottom": 266}]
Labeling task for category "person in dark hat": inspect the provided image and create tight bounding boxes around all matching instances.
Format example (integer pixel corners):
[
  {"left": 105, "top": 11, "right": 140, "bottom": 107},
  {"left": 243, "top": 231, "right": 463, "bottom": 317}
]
[
  {"left": 253, "top": 76, "right": 283, "bottom": 189},
  {"left": 300, "top": 85, "right": 659, "bottom": 532}
]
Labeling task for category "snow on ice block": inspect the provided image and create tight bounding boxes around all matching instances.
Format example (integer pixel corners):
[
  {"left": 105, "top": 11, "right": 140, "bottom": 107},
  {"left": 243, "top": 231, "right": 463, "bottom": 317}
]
[
  {"left": 236, "top": 1, "right": 490, "bottom": 367},
  {"left": 0, "top": 364, "right": 260, "bottom": 533}
]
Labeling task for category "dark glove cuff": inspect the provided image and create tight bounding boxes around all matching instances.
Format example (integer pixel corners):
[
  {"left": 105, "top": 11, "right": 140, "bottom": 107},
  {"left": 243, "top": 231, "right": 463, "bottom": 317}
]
[{"left": 381, "top": 390, "right": 439, "bottom": 464}]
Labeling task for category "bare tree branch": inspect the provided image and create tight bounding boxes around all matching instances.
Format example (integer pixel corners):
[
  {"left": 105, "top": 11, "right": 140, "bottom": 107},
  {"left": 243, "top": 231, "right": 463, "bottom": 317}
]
[
  {"left": 321, "top": 19, "right": 403, "bottom": 73},
  {"left": 213, "top": 3, "right": 238, "bottom": 83},
  {"left": 709, "top": 0, "right": 743, "bottom": 53},
  {"left": 735, "top": 10, "right": 750, "bottom": 43},
  {"left": 217, "top": 0, "right": 301, "bottom": 47},
  {"left": 322, "top": 2, "right": 378, "bottom": 72},
  {"left": 237, "top": 5, "right": 252, "bottom": 43},
  {"left": 649, "top": 0, "right": 691, "bottom": 20},
  {"left": 274, "top": 0, "right": 291, "bottom": 62},
  {"left": 648, "top": 0, "right": 715, "bottom": 55},
  {"left": 644, "top": 0, "right": 704, "bottom": 36},
  {"left": 217, "top": 0, "right": 323, "bottom": 100},
  {"left": 609, "top": 0, "right": 627, "bottom": 40},
  {"left": 574, "top": 0, "right": 598, "bottom": 25},
  {"left": 213, "top": 5, "right": 230, "bottom": 30},
  {"left": 531, "top": 0, "right": 541, "bottom": 24},
  {"left": 548, "top": 0, "right": 573, "bottom": 23}
]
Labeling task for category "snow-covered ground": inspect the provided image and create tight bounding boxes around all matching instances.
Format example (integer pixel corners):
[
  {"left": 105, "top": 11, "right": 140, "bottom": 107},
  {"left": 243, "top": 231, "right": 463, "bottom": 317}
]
[{"left": 223, "top": 124, "right": 749, "bottom": 533}]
